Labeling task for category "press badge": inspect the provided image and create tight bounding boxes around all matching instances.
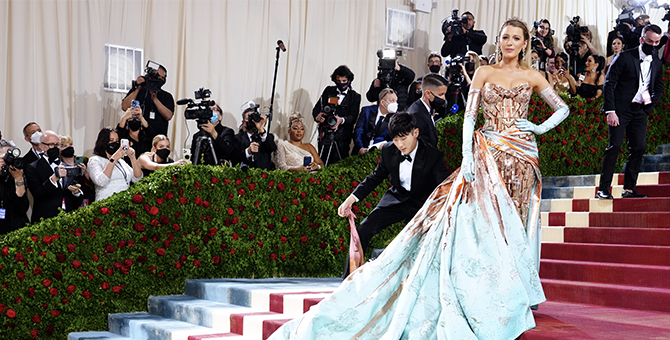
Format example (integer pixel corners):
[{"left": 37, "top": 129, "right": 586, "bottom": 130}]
[
  {"left": 0, "top": 208, "right": 6, "bottom": 220},
  {"left": 149, "top": 110, "right": 156, "bottom": 120},
  {"left": 641, "top": 90, "right": 652, "bottom": 105}
]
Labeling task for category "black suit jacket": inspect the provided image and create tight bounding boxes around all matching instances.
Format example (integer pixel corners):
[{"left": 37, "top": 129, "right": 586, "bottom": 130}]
[
  {"left": 407, "top": 99, "right": 438, "bottom": 147},
  {"left": 603, "top": 47, "right": 664, "bottom": 115},
  {"left": 441, "top": 29, "right": 487, "bottom": 57},
  {"left": 21, "top": 148, "right": 40, "bottom": 166},
  {"left": 24, "top": 158, "right": 83, "bottom": 222},
  {"left": 353, "top": 140, "right": 449, "bottom": 208},
  {"left": 365, "top": 64, "right": 415, "bottom": 110},
  {"left": 312, "top": 86, "right": 361, "bottom": 151},
  {"left": 191, "top": 123, "right": 238, "bottom": 165},
  {"left": 233, "top": 131, "right": 277, "bottom": 170}
]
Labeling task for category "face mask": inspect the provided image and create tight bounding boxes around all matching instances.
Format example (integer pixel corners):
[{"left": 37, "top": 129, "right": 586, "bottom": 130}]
[
  {"left": 641, "top": 42, "right": 656, "bottom": 56},
  {"left": 465, "top": 63, "right": 475, "bottom": 73},
  {"left": 429, "top": 65, "right": 441, "bottom": 73},
  {"left": 336, "top": 82, "right": 349, "bottom": 92},
  {"left": 46, "top": 147, "right": 60, "bottom": 163},
  {"left": 386, "top": 102, "right": 398, "bottom": 114},
  {"left": 155, "top": 149, "right": 170, "bottom": 161},
  {"left": 107, "top": 142, "right": 120, "bottom": 155},
  {"left": 127, "top": 119, "right": 142, "bottom": 131},
  {"left": 429, "top": 91, "right": 447, "bottom": 109},
  {"left": 60, "top": 146, "right": 75, "bottom": 158},
  {"left": 30, "top": 131, "right": 43, "bottom": 145},
  {"left": 210, "top": 112, "right": 219, "bottom": 124}
]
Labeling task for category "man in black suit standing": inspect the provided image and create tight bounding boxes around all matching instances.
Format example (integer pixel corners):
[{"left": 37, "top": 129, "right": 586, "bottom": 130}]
[
  {"left": 406, "top": 74, "right": 449, "bottom": 147},
  {"left": 313, "top": 65, "right": 361, "bottom": 165},
  {"left": 338, "top": 113, "right": 449, "bottom": 277},
  {"left": 24, "top": 130, "right": 83, "bottom": 222},
  {"left": 233, "top": 101, "right": 277, "bottom": 170},
  {"left": 597, "top": 25, "right": 664, "bottom": 199},
  {"left": 21, "top": 122, "right": 43, "bottom": 165}
]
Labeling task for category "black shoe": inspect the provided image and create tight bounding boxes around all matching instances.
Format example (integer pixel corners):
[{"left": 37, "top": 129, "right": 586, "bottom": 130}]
[
  {"left": 596, "top": 190, "right": 613, "bottom": 199},
  {"left": 621, "top": 190, "right": 648, "bottom": 198}
]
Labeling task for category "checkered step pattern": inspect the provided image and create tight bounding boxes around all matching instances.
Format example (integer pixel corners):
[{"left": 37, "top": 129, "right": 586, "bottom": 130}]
[
  {"left": 539, "top": 168, "right": 670, "bottom": 312},
  {"left": 68, "top": 278, "right": 341, "bottom": 340}
]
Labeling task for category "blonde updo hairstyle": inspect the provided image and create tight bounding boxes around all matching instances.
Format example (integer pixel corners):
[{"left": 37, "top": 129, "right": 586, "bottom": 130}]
[
  {"left": 288, "top": 113, "right": 304, "bottom": 129},
  {"left": 496, "top": 18, "right": 532, "bottom": 70}
]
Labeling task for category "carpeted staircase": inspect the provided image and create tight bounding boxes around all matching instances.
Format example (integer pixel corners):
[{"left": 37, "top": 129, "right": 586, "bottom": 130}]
[{"left": 68, "top": 146, "right": 670, "bottom": 340}]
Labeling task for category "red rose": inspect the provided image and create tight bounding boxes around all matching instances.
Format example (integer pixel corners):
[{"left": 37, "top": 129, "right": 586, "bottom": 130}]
[
  {"left": 66, "top": 285, "right": 75, "bottom": 294},
  {"left": 281, "top": 216, "right": 288, "bottom": 223},
  {"left": 172, "top": 224, "right": 181, "bottom": 231},
  {"left": 14, "top": 252, "right": 24, "bottom": 261},
  {"left": 179, "top": 197, "right": 188, "bottom": 205},
  {"left": 29, "top": 287, "right": 35, "bottom": 297},
  {"left": 81, "top": 291, "right": 92, "bottom": 299},
  {"left": 277, "top": 183, "right": 286, "bottom": 191},
  {"left": 227, "top": 207, "right": 234, "bottom": 215},
  {"left": 32, "top": 315, "right": 41, "bottom": 323},
  {"left": 193, "top": 260, "right": 201, "bottom": 267},
  {"left": 281, "top": 254, "right": 286, "bottom": 260},
  {"left": 270, "top": 253, "right": 278, "bottom": 260},
  {"left": 164, "top": 191, "right": 174, "bottom": 199},
  {"left": 300, "top": 192, "right": 306, "bottom": 199},
  {"left": 156, "top": 248, "right": 166, "bottom": 256},
  {"left": 93, "top": 218, "right": 103, "bottom": 226},
  {"left": 280, "top": 236, "right": 287, "bottom": 243},
  {"left": 175, "top": 262, "right": 182, "bottom": 269},
  {"left": 137, "top": 255, "right": 146, "bottom": 263},
  {"left": 211, "top": 176, "right": 220, "bottom": 184},
  {"left": 49, "top": 288, "right": 58, "bottom": 296},
  {"left": 232, "top": 217, "right": 239, "bottom": 224},
  {"left": 112, "top": 286, "right": 122, "bottom": 293},
  {"left": 144, "top": 204, "right": 151, "bottom": 211},
  {"left": 101, "top": 282, "right": 110, "bottom": 290},
  {"left": 332, "top": 247, "right": 339, "bottom": 254},
  {"left": 134, "top": 223, "right": 145, "bottom": 232},
  {"left": 6, "top": 309, "right": 16, "bottom": 318},
  {"left": 52, "top": 272, "right": 62, "bottom": 281},
  {"left": 232, "top": 233, "right": 239, "bottom": 241},
  {"left": 132, "top": 194, "right": 144, "bottom": 204},
  {"left": 42, "top": 279, "right": 51, "bottom": 287},
  {"left": 257, "top": 242, "right": 263, "bottom": 248},
  {"left": 155, "top": 198, "right": 164, "bottom": 205},
  {"left": 300, "top": 236, "right": 308, "bottom": 243},
  {"left": 203, "top": 201, "right": 211, "bottom": 208},
  {"left": 267, "top": 223, "right": 275, "bottom": 231},
  {"left": 1, "top": 246, "right": 8, "bottom": 256},
  {"left": 100, "top": 207, "right": 111, "bottom": 215},
  {"left": 150, "top": 219, "right": 160, "bottom": 227},
  {"left": 320, "top": 242, "right": 327, "bottom": 249},
  {"left": 17, "top": 272, "right": 25, "bottom": 281},
  {"left": 72, "top": 260, "right": 81, "bottom": 268},
  {"left": 230, "top": 249, "right": 236, "bottom": 254},
  {"left": 129, "top": 210, "right": 137, "bottom": 218},
  {"left": 238, "top": 188, "right": 246, "bottom": 196},
  {"left": 67, "top": 244, "right": 76, "bottom": 253},
  {"left": 212, "top": 256, "right": 221, "bottom": 264},
  {"left": 296, "top": 215, "right": 302, "bottom": 221},
  {"left": 149, "top": 206, "right": 159, "bottom": 215},
  {"left": 194, "top": 181, "right": 202, "bottom": 190}
]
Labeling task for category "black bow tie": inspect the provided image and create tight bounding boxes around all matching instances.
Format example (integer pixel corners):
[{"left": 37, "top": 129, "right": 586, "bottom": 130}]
[{"left": 401, "top": 154, "right": 412, "bottom": 163}]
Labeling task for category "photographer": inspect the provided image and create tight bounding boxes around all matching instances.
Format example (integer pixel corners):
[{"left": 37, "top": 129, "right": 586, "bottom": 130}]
[
  {"left": 117, "top": 105, "right": 155, "bottom": 157},
  {"left": 443, "top": 52, "right": 478, "bottom": 112},
  {"left": 59, "top": 135, "right": 94, "bottom": 207},
  {"left": 607, "top": 15, "right": 638, "bottom": 57},
  {"left": 0, "top": 139, "right": 29, "bottom": 233},
  {"left": 121, "top": 62, "right": 175, "bottom": 139},
  {"left": 234, "top": 101, "right": 277, "bottom": 170},
  {"left": 366, "top": 55, "right": 414, "bottom": 111},
  {"left": 440, "top": 10, "right": 487, "bottom": 58},
  {"left": 190, "top": 104, "right": 238, "bottom": 165},
  {"left": 408, "top": 53, "right": 442, "bottom": 105},
  {"left": 24, "top": 130, "right": 84, "bottom": 222},
  {"left": 532, "top": 19, "right": 556, "bottom": 70},
  {"left": 564, "top": 22, "right": 599, "bottom": 76},
  {"left": 21, "top": 122, "right": 43, "bottom": 165},
  {"left": 314, "top": 65, "right": 361, "bottom": 165}
]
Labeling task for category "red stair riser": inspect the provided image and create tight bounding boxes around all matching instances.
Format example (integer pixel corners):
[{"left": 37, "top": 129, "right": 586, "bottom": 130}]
[
  {"left": 563, "top": 228, "right": 670, "bottom": 246},
  {"left": 547, "top": 212, "right": 565, "bottom": 226},
  {"left": 541, "top": 243, "right": 670, "bottom": 266},
  {"left": 269, "top": 291, "right": 332, "bottom": 313},
  {"left": 303, "top": 297, "right": 325, "bottom": 313},
  {"left": 589, "top": 212, "right": 670, "bottom": 228},
  {"left": 612, "top": 198, "right": 670, "bottom": 212},
  {"left": 229, "top": 311, "right": 277, "bottom": 334},
  {"left": 263, "top": 319, "right": 292, "bottom": 340},
  {"left": 571, "top": 199, "right": 590, "bottom": 212},
  {"left": 540, "top": 260, "right": 670, "bottom": 288}
]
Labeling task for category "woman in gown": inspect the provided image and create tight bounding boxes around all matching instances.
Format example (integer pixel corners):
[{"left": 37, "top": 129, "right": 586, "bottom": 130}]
[
  {"left": 275, "top": 113, "right": 324, "bottom": 172},
  {"left": 268, "top": 18, "right": 568, "bottom": 340}
]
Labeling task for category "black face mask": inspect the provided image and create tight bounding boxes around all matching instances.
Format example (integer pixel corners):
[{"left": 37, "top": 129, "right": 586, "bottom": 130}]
[
  {"left": 336, "top": 82, "right": 349, "bottom": 92},
  {"left": 46, "top": 147, "right": 60, "bottom": 163},
  {"left": 465, "top": 63, "right": 475, "bottom": 73},
  {"left": 155, "top": 149, "right": 170, "bottom": 161},
  {"left": 127, "top": 119, "right": 142, "bottom": 131},
  {"left": 641, "top": 42, "right": 657, "bottom": 56},
  {"left": 60, "top": 146, "right": 75, "bottom": 158},
  {"left": 429, "top": 91, "right": 447, "bottom": 109},
  {"left": 107, "top": 142, "right": 120, "bottom": 155},
  {"left": 429, "top": 65, "right": 441, "bottom": 73}
]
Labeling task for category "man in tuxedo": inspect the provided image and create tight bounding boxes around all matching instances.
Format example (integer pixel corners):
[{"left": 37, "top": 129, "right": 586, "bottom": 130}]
[
  {"left": 597, "top": 25, "right": 664, "bottom": 199},
  {"left": 313, "top": 65, "right": 361, "bottom": 165},
  {"left": 190, "top": 103, "right": 238, "bottom": 165},
  {"left": 407, "top": 73, "right": 449, "bottom": 147},
  {"left": 338, "top": 113, "right": 449, "bottom": 277},
  {"left": 24, "top": 130, "right": 83, "bottom": 222},
  {"left": 352, "top": 88, "right": 398, "bottom": 155},
  {"left": 233, "top": 101, "right": 277, "bottom": 170},
  {"left": 21, "top": 122, "right": 43, "bottom": 165}
]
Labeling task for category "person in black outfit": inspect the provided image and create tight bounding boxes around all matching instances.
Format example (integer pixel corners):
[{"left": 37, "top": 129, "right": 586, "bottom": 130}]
[
  {"left": 597, "top": 25, "right": 664, "bottom": 200},
  {"left": 576, "top": 55, "right": 605, "bottom": 99},
  {"left": 24, "top": 130, "right": 83, "bottom": 222},
  {"left": 408, "top": 53, "right": 443, "bottom": 105},
  {"left": 121, "top": 64, "right": 175, "bottom": 139},
  {"left": 21, "top": 122, "right": 43, "bottom": 165},
  {"left": 116, "top": 105, "right": 155, "bottom": 157},
  {"left": 366, "top": 61, "right": 414, "bottom": 112},
  {"left": 406, "top": 73, "right": 449, "bottom": 147},
  {"left": 233, "top": 101, "right": 277, "bottom": 170},
  {"left": 190, "top": 104, "right": 238, "bottom": 165},
  {"left": 313, "top": 65, "right": 361, "bottom": 165},
  {"left": 0, "top": 139, "right": 30, "bottom": 233},
  {"left": 441, "top": 11, "right": 487, "bottom": 58},
  {"left": 352, "top": 88, "right": 398, "bottom": 155},
  {"left": 338, "top": 112, "right": 449, "bottom": 277}
]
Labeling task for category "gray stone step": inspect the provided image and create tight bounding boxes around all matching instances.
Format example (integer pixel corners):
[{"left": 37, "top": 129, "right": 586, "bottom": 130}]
[
  {"left": 107, "top": 312, "right": 231, "bottom": 340},
  {"left": 641, "top": 162, "right": 670, "bottom": 172},
  {"left": 658, "top": 144, "right": 670, "bottom": 155},
  {"left": 542, "top": 174, "right": 597, "bottom": 188},
  {"left": 147, "top": 294, "right": 253, "bottom": 330},
  {"left": 68, "top": 332, "right": 133, "bottom": 340}
]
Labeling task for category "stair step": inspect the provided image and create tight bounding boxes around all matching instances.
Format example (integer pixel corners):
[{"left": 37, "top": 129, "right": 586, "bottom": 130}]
[
  {"left": 563, "top": 227, "right": 670, "bottom": 246},
  {"left": 541, "top": 279, "right": 670, "bottom": 313},
  {"left": 108, "top": 312, "right": 229, "bottom": 340},
  {"left": 540, "top": 259, "right": 670, "bottom": 288},
  {"left": 148, "top": 295, "right": 251, "bottom": 331},
  {"left": 542, "top": 183, "right": 670, "bottom": 199},
  {"left": 641, "top": 162, "right": 670, "bottom": 172},
  {"left": 541, "top": 243, "right": 670, "bottom": 266},
  {"left": 541, "top": 171, "right": 670, "bottom": 190},
  {"left": 658, "top": 144, "right": 670, "bottom": 154},
  {"left": 541, "top": 197, "right": 670, "bottom": 212},
  {"left": 542, "top": 212, "right": 670, "bottom": 228},
  {"left": 643, "top": 154, "right": 670, "bottom": 163},
  {"left": 68, "top": 332, "right": 133, "bottom": 340}
]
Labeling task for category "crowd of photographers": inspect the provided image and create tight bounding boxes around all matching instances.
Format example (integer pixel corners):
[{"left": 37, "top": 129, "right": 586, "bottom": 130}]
[{"left": 3, "top": 7, "right": 670, "bottom": 234}]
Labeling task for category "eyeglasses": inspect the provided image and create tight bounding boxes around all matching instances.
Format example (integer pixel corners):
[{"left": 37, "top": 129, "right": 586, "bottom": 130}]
[{"left": 41, "top": 142, "right": 63, "bottom": 148}]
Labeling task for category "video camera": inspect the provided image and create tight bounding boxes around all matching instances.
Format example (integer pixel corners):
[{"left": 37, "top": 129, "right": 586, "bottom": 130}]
[
  {"left": 179, "top": 88, "right": 217, "bottom": 126},
  {"left": 376, "top": 49, "right": 399, "bottom": 88},
  {"left": 661, "top": 4, "right": 670, "bottom": 23},
  {"left": 615, "top": 7, "right": 635, "bottom": 33},
  {"left": 1, "top": 147, "right": 24, "bottom": 175},
  {"left": 441, "top": 8, "right": 469, "bottom": 38},
  {"left": 446, "top": 54, "right": 470, "bottom": 85},
  {"left": 243, "top": 102, "right": 263, "bottom": 135},
  {"left": 320, "top": 97, "right": 340, "bottom": 128},
  {"left": 132, "top": 60, "right": 166, "bottom": 92},
  {"left": 566, "top": 16, "right": 590, "bottom": 52}
]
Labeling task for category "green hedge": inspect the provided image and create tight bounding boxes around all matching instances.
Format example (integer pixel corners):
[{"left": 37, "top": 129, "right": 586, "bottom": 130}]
[{"left": 2, "top": 70, "right": 670, "bottom": 339}]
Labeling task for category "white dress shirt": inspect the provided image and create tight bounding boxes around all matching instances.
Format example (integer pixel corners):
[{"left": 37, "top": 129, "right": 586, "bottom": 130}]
[
  {"left": 632, "top": 44, "right": 653, "bottom": 104},
  {"left": 399, "top": 141, "right": 419, "bottom": 192}
]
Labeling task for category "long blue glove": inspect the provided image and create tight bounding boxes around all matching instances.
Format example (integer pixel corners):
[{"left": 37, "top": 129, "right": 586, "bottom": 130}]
[
  {"left": 516, "top": 86, "right": 569, "bottom": 135},
  {"left": 461, "top": 89, "right": 481, "bottom": 183}
]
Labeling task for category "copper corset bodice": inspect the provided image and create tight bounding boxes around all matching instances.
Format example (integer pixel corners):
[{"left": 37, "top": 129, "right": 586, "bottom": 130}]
[{"left": 480, "top": 82, "right": 533, "bottom": 133}]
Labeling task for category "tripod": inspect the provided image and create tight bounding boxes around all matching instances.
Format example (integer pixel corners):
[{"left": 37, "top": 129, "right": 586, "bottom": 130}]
[
  {"left": 191, "top": 135, "right": 219, "bottom": 165},
  {"left": 318, "top": 129, "right": 342, "bottom": 166}
]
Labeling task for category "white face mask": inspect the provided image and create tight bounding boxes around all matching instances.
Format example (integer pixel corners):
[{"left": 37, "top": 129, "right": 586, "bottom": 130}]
[
  {"left": 30, "top": 131, "right": 43, "bottom": 145},
  {"left": 386, "top": 102, "right": 398, "bottom": 114}
]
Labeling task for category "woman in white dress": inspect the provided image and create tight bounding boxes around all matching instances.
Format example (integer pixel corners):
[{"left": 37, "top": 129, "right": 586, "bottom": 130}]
[{"left": 275, "top": 114, "right": 324, "bottom": 172}]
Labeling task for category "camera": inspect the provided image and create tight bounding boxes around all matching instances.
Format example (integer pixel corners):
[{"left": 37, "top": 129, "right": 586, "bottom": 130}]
[
  {"left": 132, "top": 60, "right": 166, "bottom": 92},
  {"left": 441, "top": 8, "right": 469, "bottom": 38},
  {"left": 565, "top": 16, "right": 589, "bottom": 52},
  {"left": 179, "top": 88, "right": 217, "bottom": 125},
  {"left": 376, "top": 49, "right": 398, "bottom": 88},
  {"left": 1, "top": 147, "right": 24, "bottom": 174},
  {"left": 244, "top": 102, "right": 263, "bottom": 134},
  {"left": 446, "top": 54, "right": 471, "bottom": 85},
  {"left": 64, "top": 166, "right": 83, "bottom": 178},
  {"left": 660, "top": 4, "right": 670, "bottom": 22}
]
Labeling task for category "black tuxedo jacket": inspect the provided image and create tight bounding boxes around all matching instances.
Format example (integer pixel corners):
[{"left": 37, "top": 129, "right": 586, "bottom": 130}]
[
  {"left": 24, "top": 158, "right": 83, "bottom": 222},
  {"left": 407, "top": 99, "right": 438, "bottom": 147},
  {"left": 312, "top": 85, "right": 361, "bottom": 146},
  {"left": 353, "top": 140, "right": 449, "bottom": 207},
  {"left": 21, "top": 148, "right": 40, "bottom": 166},
  {"left": 603, "top": 47, "right": 664, "bottom": 115},
  {"left": 233, "top": 131, "right": 277, "bottom": 170},
  {"left": 191, "top": 123, "right": 238, "bottom": 165}
]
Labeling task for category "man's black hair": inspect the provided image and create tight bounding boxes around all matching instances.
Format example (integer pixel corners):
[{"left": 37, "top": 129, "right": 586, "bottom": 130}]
[
  {"left": 330, "top": 65, "right": 355, "bottom": 83},
  {"left": 421, "top": 73, "right": 448, "bottom": 92},
  {"left": 159, "top": 65, "right": 168, "bottom": 77},
  {"left": 642, "top": 24, "right": 662, "bottom": 37},
  {"left": 23, "top": 122, "right": 38, "bottom": 137},
  {"left": 388, "top": 112, "right": 417, "bottom": 139},
  {"left": 463, "top": 11, "right": 474, "bottom": 20}
]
